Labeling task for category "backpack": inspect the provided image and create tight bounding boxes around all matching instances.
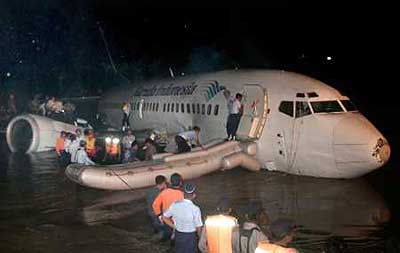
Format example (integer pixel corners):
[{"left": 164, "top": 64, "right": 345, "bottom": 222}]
[{"left": 239, "top": 226, "right": 260, "bottom": 253}]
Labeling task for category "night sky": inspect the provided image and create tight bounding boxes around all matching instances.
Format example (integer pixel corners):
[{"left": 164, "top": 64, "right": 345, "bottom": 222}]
[{"left": 0, "top": 2, "right": 396, "bottom": 114}]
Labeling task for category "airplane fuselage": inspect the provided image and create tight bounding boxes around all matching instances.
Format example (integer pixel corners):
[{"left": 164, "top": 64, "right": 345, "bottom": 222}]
[{"left": 99, "top": 70, "right": 390, "bottom": 178}]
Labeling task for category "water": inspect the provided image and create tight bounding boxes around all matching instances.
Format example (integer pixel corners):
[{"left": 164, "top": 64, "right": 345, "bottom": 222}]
[{"left": 0, "top": 134, "right": 397, "bottom": 252}]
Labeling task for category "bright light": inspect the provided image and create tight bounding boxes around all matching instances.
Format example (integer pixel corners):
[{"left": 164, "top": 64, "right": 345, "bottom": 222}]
[
  {"left": 327, "top": 56, "right": 332, "bottom": 61},
  {"left": 105, "top": 137, "right": 111, "bottom": 144},
  {"left": 112, "top": 138, "right": 120, "bottom": 144},
  {"left": 6, "top": 72, "right": 11, "bottom": 77}
]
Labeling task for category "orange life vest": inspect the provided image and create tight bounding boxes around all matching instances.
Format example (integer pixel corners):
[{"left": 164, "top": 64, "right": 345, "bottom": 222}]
[
  {"left": 86, "top": 136, "right": 96, "bottom": 156},
  {"left": 256, "top": 241, "right": 298, "bottom": 253},
  {"left": 55, "top": 137, "right": 65, "bottom": 155}
]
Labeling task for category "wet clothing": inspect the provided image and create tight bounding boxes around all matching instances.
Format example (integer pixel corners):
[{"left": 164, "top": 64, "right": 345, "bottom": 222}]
[
  {"left": 233, "top": 222, "right": 269, "bottom": 253},
  {"left": 175, "top": 231, "right": 198, "bottom": 253},
  {"left": 76, "top": 148, "right": 95, "bottom": 165},
  {"left": 152, "top": 188, "right": 184, "bottom": 216}
]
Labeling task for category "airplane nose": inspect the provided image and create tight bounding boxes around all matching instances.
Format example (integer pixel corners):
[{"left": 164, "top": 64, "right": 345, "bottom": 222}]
[{"left": 333, "top": 115, "right": 390, "bottom": 177}]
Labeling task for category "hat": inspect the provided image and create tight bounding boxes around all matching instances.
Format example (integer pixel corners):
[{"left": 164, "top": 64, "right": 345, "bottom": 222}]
[
  {"left": 183, "top": 183, "right": 196, "bottom": 194},
  {"left": 270, "top": 218, "right": 295, "bottom": 240},
  {"left": 216, "top": 197, "right": 232, "bottom": 213},
  {"left": 170, "top": 173, "right": 182, "bottom": 187}
]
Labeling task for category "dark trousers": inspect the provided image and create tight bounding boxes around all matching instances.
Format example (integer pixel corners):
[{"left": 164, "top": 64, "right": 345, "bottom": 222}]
[
  {"left": 175, "top": 231, "right": 197, "bottom": 253},
  {"left": 122, "top": 113, "right": 130, "bottom": 129},
  {"left": 175, "top": 135, "right": 191, "bottom": 153},
  {"left": 226, "top": 113, "right": 242, "bottom": 138},
  {"left": 149, "top": 213, "right": 172, "bottom": 239}
]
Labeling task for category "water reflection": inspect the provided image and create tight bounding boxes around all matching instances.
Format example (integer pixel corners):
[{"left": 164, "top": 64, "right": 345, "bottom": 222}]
[{"left": 0, "top": 143, "right": 392, "bottom": 252}]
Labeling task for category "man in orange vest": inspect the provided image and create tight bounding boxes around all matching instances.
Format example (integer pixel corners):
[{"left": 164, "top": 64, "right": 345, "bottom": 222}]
[
  {"left": 85, "top": 129, "right": 96, "bottom": 159},
  {"left": 55, "top": 131, "right": 67, "bottom": 156}
]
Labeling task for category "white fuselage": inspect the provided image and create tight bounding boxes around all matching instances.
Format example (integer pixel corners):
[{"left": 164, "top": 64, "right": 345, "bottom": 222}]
[{"left": 99, "top": 70, "right": 390, "bottom": 178}]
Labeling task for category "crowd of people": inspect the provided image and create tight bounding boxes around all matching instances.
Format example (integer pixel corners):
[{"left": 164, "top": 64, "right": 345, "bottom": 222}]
[{"left": 145, "top": 173, "right": 299, "bottom": 253}]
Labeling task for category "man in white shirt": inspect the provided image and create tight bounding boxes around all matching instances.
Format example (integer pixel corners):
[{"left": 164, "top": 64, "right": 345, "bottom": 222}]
[
  {"left": 175, "top": 126, "right": 202, "bottom": 154},
  {"left": 226, "top": 93, "right": 243, "bottom": 141},
  {"left": 163, "top": 183, "right": 203, "bottom": 253}
]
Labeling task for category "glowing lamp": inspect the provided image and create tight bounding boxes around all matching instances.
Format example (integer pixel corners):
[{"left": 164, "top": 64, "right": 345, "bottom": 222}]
[
  {"left": 112, "top": 138, "right": 120, "bottom": 144},
  {"left": 105, "top": 137, "right": 112, "bottom": 144}
]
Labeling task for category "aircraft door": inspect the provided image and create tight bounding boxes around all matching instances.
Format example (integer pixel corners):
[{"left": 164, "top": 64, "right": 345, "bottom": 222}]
[{"left": 237, "top": 84, "right": 268, "bottom": 139}]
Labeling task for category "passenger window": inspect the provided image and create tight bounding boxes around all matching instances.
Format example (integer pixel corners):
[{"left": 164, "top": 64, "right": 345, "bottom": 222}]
[
  {"left": 137, "top": 102, "right": 140, "bottom": 110},
  {"left": 214, "top": 105, "right": 219, "bottom": 115},
  {"left": 192, "top": 104, "right": 196, "bottom": 114},
  {"left": 296, "top": 101, "right": 311, "bottom": 118},
  {"left": 187, "top": 103, "right": 191, "bottom": 114},
  {"left": 197, "top": 104, "right": 200, "bottom": 114},
  {"left": 171, "top": 103, "right": 175, "bottom": 112},
  {"left": 279, "top": 101, "right": 294, "bottom": 117},
  {"left": 163, "top": 103, "right": 166, "bottom": 112},
  {"left": 156, "top": 103, "right": 159, "bottom": 112},
  {"left": 181, "top": 103, "right": 185, "bottom": 113},
  {"left": 176, "top": 103, "right": 179, "bottom": 113},
  {"left": 153, "top": 103, "right": 156, "bottom": 111},
  {"left": 207, "top": 104, "right": 212, "bottom": 115},
  {"left": 167, "top": 103, "right": 170, "bottom": 112},
  {"left": 201, "top": 104, "right": 205, "bottom": 115}
]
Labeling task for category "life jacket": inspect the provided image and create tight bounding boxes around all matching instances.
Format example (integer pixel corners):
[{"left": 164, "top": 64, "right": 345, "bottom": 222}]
[
  {"left": 86, "top": 136, "right": 96, "bottom": 156},
  {"left": 55, "top": 137, "right": 65, "bottom": 155},
  {"left": 205, "top": 215, "right": 237, "bottom": 253},
  {"left": 239, "top": 225, "right": 260, "bottom": 253},
  {"left": 105, "top": 143, "right": 119, "bottom": 155}
]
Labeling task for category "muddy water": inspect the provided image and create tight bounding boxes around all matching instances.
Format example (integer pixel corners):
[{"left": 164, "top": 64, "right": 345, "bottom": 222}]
[{"left": 0, "top": 136, "right": 392, "bottom": 252}]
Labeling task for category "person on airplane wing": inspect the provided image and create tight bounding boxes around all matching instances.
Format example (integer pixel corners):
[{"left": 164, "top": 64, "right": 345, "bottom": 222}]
[
  {"left": 121, "top": 101, "right": 131, "bottom": 131},
  {"left": 226, "top": 93, "right": 243, "bottom": 141}
]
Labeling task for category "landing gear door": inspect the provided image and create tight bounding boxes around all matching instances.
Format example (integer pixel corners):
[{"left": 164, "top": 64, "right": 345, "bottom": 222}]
[{"left": 237, "top": 84, "right": 268, "bottom": 140}]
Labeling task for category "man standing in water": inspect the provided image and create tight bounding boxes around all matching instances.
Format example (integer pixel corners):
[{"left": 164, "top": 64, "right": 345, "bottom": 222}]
[
  {"left": 163, "top": 183, "right": 203, "bottom": 253},
  {"left": 226, "top": 93, "right": 243, "bottom": 141}
]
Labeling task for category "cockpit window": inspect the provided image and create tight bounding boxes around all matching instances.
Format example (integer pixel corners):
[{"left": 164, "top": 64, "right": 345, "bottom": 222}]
[
  {"left": 279, "top": 101, "right": 294, "bottom": 117},
  {"left": 341, "top": 100, "right": 357, "bottom": 111},
  {"left": 295, "top": 101, "right": 312, "bottom": 118},
  {"left": 311, "top": 101, "right": 343, "bottom": 113}
]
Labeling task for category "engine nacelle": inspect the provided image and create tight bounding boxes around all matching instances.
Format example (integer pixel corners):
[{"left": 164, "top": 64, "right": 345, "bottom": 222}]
[{"left": 6, "top": 114, "right": 79, "bottom": 153}]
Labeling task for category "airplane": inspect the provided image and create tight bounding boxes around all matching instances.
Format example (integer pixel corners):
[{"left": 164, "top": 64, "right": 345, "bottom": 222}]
[
  {"left": 96, "top": 69, "right": 391, "bottom": 179},
  {"left": 5, "top": 69, "right": 390, "bottom": 179}
]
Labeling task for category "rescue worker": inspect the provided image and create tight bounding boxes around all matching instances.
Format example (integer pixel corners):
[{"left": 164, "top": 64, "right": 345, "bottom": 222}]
[
  {"left": 104, "top": 136, "right": 120, "bottom": 162},
  {"left": 143, "top": 138, "right": 157, "bottom": 161},
  {"left": 199, "top": 197, "right": 239, "bottom": 253},
  {"left": 152, "top": 173, "right": 184, "bottom": 239},
  {"left": 76, "top": 140, "right": 95, "bottom": 165},
  {"left": 175, "top": 126, "right": 202, "bottom": 154},
  {"left": 55, "top": 131, "right": 67, "bottom": 156},
  {"left": 85, "top": 129, "right": 97, "bottom": 160},
  {"left": 163, "top": 183, "right": 203, "bottom": 253},
  {"left": 146, "top": 175, "right": 168, "bottom": 240},
  {"left": 121, "top": 101, "right": 131, "bottom": 131},
  {"left": 226, "top": 93, "right": 243, "bottom": 141},
  {"left": 233, "top": 200, "right": 269, "bottom": 253}
]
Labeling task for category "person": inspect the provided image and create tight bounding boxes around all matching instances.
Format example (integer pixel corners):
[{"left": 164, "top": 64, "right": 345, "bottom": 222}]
[
  {"left": 66, "top": 134, "right": 80, "bottom": 163},
  {"left": 143, "top": 138, "right": 157, "bottom": 161},
  {"left": 75, "top": 128, "right": 85, "bottom": 142},
  {"left": 233, "top": 200, "right": 270, "bottom": 253},
  {"left": 152, "top": 173, "right": 184, "bottom": 240},
  {"left": 146, "top": 175, "right": 168, "bottom": 239},
  {"left": 122, "top": 141, "right": 139, "bottom": 163},
  {"left": 121, "top": 101, "right": 131, "bottom": 131},
  {"left": 175, "top": 126, "right": 202, "bottom": 154},
  {"left": 55, "top": 131, "right": 67, "bottom": 156},
  {"left": 267, "top": 218, "right": 298, "bottom": 252},
  {"left": 199, "top": 197, "right": 238, "bottom": 253},
  {"left": 85, "top": 129, "right": 96, "bottom": 159},
  {"left": 152, "top": 173, "right": 184, "bottom": 218},
  {"left": 163, "top": 183, "right": 203, "bottom": 253},
  {"left": 122, "top": 130, "right": 136, "bottom": 150},
  {"left": 76, "top": 140, "right": 95, "bottom": 165},
  {"left": 226, "top": 93, "right": 243, "bottom": 141}
]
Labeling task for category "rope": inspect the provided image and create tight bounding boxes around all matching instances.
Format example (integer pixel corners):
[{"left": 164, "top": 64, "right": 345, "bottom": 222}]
[{"left": 109, "top": 168, "right": 135, "bottom": 192}]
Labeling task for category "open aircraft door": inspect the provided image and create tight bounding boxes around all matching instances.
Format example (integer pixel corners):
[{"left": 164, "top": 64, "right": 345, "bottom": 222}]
[{"left": 237, "top": 84, "right": 268, "bottom": 140}]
